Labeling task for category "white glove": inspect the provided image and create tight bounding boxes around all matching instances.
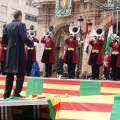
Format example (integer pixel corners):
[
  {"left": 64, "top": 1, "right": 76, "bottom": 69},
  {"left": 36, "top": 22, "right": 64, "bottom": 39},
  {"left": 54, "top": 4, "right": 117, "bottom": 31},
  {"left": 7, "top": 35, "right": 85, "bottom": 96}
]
[
  {"left": 80, "top": 40, "right": 84, "bottom": 43},
  {"left": 33, "top": 42, "right": 38, "bottom": 47}
]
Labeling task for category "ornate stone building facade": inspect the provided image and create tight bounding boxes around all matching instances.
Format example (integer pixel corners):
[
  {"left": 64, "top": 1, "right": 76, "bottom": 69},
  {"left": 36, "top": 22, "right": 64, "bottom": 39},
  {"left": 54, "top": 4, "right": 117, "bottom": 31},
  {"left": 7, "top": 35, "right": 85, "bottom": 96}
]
[{"left": 33, "top": 0, "right": 120, "bottom": 74}]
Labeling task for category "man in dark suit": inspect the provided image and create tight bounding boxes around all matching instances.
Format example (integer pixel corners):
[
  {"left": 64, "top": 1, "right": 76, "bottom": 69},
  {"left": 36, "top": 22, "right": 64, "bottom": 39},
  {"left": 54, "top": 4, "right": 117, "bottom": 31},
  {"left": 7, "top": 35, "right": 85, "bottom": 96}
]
[{"left": 2, "top": 10, "right": 38, "bottom": 99}]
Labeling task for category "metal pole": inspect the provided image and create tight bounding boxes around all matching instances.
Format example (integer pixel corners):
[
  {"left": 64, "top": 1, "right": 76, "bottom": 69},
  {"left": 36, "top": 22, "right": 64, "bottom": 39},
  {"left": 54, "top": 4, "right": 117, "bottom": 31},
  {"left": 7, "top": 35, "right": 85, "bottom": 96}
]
[
  {"left": 76, "top": 28, "right": 81, "bottom": 79},
  {"left": 116, "top": 10, "right": 118, "bottom": 34},
  {"left": 86, "top": 51, "right": 88, "bottom": 79},
  {"left": 76, "top": 47, "right": 80, "bottom": 78},
  {"left": 77, "top": 47, "right": 80, "bottom": 78}
]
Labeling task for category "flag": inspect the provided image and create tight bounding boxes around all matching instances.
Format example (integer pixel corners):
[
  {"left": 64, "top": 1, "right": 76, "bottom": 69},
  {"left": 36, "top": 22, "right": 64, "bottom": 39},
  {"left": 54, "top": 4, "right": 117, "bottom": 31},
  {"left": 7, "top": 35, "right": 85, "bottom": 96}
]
[
  {"left": 84, "top": 22, "right": 89, "bottom": 54},
  {"left": 105, "top": 18, "right": 113, "bottom": 54},
  {"left": 55, "top": 0, "right": 72, "bottom": 17},
  {"left": 108, "top": 0, "right": 120, "bottom": 7}
]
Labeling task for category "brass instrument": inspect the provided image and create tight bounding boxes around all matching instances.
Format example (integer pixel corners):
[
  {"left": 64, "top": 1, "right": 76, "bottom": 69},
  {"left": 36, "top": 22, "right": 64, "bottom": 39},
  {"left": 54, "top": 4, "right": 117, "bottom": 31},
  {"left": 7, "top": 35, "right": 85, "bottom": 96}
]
[
  {"left": 44, "top": 26, "right": 54, "bottom": 38},
  {"left": 94, "top": 25, "right": 104, "bottom": 40},
  {"left": 69, "top": 22, "right": 80, "bottom": 35},
  {"left": 28, "top": 25, "right": 35, "bottom": 38},
  {"left": 111, "top": 34, "right": 119, "bottom": 42}
]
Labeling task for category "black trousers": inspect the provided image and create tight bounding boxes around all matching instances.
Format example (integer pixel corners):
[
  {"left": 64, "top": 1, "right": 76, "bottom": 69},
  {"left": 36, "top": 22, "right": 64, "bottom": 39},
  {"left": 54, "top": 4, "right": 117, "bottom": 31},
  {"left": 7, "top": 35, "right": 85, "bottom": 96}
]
[
  {"left": 4, "top": 72, "right": 25, "bottom": 99},
  {"left": 1, "top": 50, "right": 7, "bottom": 75},
  {"left": 91, "top": 53, "right": 100, "bottom": 79},
  {"left": 27, "top": 50, "right": 34, "bottom": 76},
  {"left": 66, "top": 50, "right": 76, "bottom": 78},
  {"left": 44, "top": 50, "right": 52, "bottom": 77},
  {"left": 111, "top": 54, "right": 119, "bottom": 80},
  {"left": 103, "top": 67, "right": 109, "bottom": 80}
]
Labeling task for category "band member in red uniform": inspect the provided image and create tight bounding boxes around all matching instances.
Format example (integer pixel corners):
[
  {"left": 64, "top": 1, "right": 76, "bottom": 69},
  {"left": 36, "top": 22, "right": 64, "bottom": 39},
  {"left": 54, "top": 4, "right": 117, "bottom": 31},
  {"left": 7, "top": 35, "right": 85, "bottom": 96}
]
[
  {"left": 88, "top": 36, "right": 105, "bottom": 79},
  {"left": 103, "top": 51, "right": 111, "bottom": 80},
  {"left": 26, "top": 25, "right": 39, "bottom": 76},
  {"left": 41, "top": 31, "right": 56, "bottom": 77},
  {"left": 26, "top": 38, "right": 39, "bottom": 76},
  {"left": 0, "top": 24, "right": 7, "bottom": 75},
  {"left": 63, "top": 35, "right": 78, "bottom": 78},
  {"left": 109, "top": 36, "right": 120, "bottom": 80}
]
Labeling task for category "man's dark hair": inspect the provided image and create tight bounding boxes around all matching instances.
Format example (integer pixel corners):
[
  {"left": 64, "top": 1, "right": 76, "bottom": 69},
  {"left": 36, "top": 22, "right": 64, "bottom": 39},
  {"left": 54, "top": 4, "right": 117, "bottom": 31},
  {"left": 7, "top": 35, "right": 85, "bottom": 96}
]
[{"left": 13, "top": 10, "right": 22, "bottom": 19}]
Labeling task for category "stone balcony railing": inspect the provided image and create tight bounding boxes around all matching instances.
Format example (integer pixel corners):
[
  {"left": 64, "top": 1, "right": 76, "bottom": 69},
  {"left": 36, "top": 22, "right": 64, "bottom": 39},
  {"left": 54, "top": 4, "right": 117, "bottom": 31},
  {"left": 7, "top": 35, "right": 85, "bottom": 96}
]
[
  {"left": 32, "top": 0, "right": 55, "bottom": 7},
  {"left": 32, "top": 0, "right": 84, "bottom": 6}
]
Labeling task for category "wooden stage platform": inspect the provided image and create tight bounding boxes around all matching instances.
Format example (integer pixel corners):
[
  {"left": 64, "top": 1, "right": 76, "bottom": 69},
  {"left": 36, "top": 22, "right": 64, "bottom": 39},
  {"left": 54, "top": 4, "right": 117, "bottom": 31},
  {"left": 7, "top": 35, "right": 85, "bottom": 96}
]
[{"left": 0, "top": 76, "right": 120, "bottom": 120}]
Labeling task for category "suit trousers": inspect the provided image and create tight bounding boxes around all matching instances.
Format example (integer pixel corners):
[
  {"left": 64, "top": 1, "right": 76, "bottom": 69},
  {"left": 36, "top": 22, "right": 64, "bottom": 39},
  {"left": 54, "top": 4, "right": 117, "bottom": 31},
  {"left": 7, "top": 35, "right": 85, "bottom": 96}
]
[
  {"left": 103, "top": 67, "right": 109, "bottom": 80},
  {"left": 3, "top": 72, "right": 25, "bottom": 99},
  {"left": 66, "top": 50, "right": 76, "bottom": 78},
  {"left": 111, "top": 54, "right": 118, "bottom": 80},
  {"left": 91, "top": 53, "right": 100, "bottom": 79},
  {"left": 44, "top": 50, "right": 52, "bottom": 77},
  {"left": 27, "top": 50, "right": 34, "bottom": 76}
]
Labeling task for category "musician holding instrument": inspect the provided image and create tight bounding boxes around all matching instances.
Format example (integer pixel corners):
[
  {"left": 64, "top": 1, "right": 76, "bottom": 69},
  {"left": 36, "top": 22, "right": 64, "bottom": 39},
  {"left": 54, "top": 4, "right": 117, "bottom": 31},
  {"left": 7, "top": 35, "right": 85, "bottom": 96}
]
[
  {"left": 63, "top": 34, "right": 78, "bottom": 79},
  {"left": 103, "top": 51, "right": 111, "bottom": 80},
  {"left": 41, "top": 26, "right": 56, "bottom": 77},
  {"left": 26, "top": 25, "right": 39, "bottom": 76},
  {"left": 88, "top": 26, "right": 105, "bottom": 79},
  {"left": 109, "top": 34, "right": 120, "bottom": 80}
]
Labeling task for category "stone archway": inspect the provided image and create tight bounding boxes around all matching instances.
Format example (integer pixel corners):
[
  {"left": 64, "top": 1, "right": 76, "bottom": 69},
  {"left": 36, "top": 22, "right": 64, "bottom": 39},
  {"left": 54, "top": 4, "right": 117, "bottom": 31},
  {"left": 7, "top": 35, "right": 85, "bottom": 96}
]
[
  {"left": 52, "top": 24, "right": 70, "bottom": 72},
  {"left": 52, "top": 23, "right": 83, "bottom": 75}
]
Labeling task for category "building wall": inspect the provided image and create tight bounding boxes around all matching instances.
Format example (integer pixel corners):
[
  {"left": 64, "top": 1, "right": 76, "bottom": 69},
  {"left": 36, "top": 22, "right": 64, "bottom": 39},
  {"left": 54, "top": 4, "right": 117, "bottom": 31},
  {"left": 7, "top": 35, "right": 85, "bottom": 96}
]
[
  {"left": 0, "top": 0, "right": 39, "bottom": 37},
  {"left": 0, "top": 0, "right": 26, "bottom": 37}
]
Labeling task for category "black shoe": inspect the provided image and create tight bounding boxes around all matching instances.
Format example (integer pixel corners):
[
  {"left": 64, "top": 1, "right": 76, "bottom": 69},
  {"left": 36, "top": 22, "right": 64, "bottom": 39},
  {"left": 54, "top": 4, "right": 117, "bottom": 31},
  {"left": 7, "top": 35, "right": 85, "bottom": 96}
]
[
  {"left": 68, "top": 76, "right": 71, "bottom": 79},
  {"left": 91, "top": 77, "right": 95, "bottom": 80},
  {"left": 71, "top": 76, "right": 75, "bottom": 79},
  {"left": 95, "top": 78, "right": 100, "bottom": 80},
  {"left": 44, "top": 75, "right": 48, "bottom": 77},
  {"left": 13, "top": 95, "right": 25, "bottom": 98}
]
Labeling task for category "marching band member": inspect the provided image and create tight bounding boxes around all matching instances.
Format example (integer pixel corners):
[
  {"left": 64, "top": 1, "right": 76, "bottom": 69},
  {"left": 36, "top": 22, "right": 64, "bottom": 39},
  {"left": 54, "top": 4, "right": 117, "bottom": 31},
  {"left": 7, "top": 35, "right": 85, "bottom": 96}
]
[
  {"left": 26, "top": 25, "right": 39, "bottom": 76},
  {"left": 88, "top": 36, "right": 105, "bottom": 79},
  {"left": 0, "top": 24, "right": 7, "bottom": 75},
  {"left": 63, "top": 35, "right": 78, "bottom": 79},
  {"left": 26, "top": 38, "right": 39, "bottom": 76},
  {"left": 109, "top": 36, "right": 120, "bottom": 80},
  {"left": 41, "top": 32, "right": 56, "bottom": 77},
  {"left": 103, "top": 51, "right": 111, "bottom": 80}
]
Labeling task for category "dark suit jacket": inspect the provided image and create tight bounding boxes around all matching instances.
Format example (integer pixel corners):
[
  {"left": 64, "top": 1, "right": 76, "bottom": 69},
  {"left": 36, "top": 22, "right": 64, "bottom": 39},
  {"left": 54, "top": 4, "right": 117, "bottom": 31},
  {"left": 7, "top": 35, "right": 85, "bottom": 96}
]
[{"left": 2, "top": 20, "right": 34, "bottom": 73}]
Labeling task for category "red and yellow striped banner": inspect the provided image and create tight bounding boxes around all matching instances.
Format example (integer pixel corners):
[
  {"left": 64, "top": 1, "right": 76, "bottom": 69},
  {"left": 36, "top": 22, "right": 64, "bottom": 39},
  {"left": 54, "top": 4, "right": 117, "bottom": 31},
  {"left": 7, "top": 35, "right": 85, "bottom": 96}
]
[
  {"left": 0, "top": 76, "right": 27, "bottom": 99},
  {"left": 42, "top": 78, "right": 80, "bottom": 96},
  {"left": 100, "top": 81, "right": 120, "bottom": 95},
  {"left": 48, "top": 95, "right": 120, "bottom": 120}
]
